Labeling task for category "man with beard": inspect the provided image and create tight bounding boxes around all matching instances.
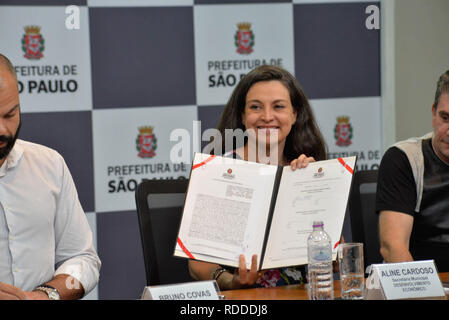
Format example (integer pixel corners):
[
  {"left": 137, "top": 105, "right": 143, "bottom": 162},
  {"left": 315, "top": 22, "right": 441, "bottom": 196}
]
[
  {"left": 376, "top": 70, "right": 449, "bottom": 272},
  {"left": 0, "top": 54, "right": 101, "bottom": 300}
]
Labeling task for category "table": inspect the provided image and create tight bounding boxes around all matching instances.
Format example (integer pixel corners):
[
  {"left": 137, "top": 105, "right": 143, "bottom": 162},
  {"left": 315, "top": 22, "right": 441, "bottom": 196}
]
[{"left": 222, "top": 272, "right": 449, "bottom": 300}]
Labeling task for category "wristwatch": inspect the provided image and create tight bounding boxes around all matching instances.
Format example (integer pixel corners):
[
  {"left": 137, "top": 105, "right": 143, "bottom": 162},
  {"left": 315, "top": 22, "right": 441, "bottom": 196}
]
[
  {"left": 34, "top": 285, "right": 61, "bottom": 300},
  {"left": 213, "top": 267, "right": 228, "bottom": 281}
]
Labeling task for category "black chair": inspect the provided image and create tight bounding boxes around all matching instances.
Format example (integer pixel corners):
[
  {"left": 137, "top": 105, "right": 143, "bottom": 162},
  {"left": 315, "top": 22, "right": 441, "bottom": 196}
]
[
  {"left": 135, "top": 179, "right": 194, "bottom": 286},
  {"left": 348, "top": 170, "right": 383, "bottom": 269}
]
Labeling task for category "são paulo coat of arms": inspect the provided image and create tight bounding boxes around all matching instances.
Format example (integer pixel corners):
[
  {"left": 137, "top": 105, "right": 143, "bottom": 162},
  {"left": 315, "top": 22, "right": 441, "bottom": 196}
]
[
  {"left": 22, "top": 25, "right": 45, "bottom": 60},
  {"left": 334, "top": 116, "right": 353, "bottom": 147},
  {"left": 235, "top": 23, "right": 254, "bottom": 54},
  {"left": 136, "top": 126, "right": 157, "bottom": 158}
]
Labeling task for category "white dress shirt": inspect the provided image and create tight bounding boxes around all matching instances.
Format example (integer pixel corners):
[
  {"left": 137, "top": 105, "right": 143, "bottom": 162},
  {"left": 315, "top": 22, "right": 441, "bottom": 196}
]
[{"left": 0, "top": 139, "right": 101, "bottom": 295}]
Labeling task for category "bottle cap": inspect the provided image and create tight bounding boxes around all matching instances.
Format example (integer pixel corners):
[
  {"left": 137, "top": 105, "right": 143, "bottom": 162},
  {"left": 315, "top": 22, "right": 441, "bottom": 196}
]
[{"left": 312, "top": 221, "right": 324, "bottom": 228}]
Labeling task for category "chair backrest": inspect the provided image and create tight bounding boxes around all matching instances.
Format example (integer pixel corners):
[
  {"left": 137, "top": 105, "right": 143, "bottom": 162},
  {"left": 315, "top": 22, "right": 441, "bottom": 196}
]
[
  {"left": 135, "top": 179, "right": 193, "bottom": 286},
  {"left": 348, "top": 169, "right": 383, "bottom": 269}
]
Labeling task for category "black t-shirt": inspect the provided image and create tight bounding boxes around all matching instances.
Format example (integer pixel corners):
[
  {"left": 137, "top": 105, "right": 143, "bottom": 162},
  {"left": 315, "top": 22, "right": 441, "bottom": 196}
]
[
  {"left": 376, "top": 139, "right": 449, "bottom": 271},
  {"left": 376, "top": 147, "right": 417, "bottom": 215}
]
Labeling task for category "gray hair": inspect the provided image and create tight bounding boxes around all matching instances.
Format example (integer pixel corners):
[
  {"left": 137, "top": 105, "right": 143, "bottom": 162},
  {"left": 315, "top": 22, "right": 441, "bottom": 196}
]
[{"left": 434, "top": 70, "right": 449, "bottom": 110}]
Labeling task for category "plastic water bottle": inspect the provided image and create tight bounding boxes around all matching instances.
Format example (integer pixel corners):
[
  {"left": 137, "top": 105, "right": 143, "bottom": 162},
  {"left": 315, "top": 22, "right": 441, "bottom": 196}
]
[{"left": 307, "top": 221, "right": 334, "bottom": 300}]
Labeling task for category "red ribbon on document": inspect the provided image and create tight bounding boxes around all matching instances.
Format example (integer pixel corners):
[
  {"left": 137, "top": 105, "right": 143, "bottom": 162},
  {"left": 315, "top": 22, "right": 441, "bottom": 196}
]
[
  {"left": 334, "top": 241, "right": 340, "bottom": 249},
  {"left": 177, "top": 237, "right": 195, "bottom": 260},
  {"left": 337, "top": 157, "right": 354, "bottom": 175},
  {"left": 192, "top": 155, "right": 216, "bottom": 170}
]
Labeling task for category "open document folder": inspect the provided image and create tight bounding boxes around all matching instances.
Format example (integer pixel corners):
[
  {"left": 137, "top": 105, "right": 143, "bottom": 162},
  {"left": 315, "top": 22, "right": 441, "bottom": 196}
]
[{"left": 174, "top": 153, "right": 356, "bottom": 270}]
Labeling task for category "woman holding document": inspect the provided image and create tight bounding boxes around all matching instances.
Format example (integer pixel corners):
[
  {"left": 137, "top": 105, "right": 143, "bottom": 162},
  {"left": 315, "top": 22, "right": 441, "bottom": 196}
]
[{"left": 188, "top": 65, "right": 328, "bottom": 289}]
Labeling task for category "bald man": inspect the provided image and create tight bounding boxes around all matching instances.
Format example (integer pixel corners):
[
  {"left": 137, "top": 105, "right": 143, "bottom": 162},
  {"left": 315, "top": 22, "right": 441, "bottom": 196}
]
[{"left": 0, "top": 54, "right": 101, "bottom": 300}]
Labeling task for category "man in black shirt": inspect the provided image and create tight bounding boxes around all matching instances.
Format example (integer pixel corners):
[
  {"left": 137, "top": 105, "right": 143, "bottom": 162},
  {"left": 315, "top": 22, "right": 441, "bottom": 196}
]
[{"left": 376, "top": 70, "right": 449, "bottom": 272}]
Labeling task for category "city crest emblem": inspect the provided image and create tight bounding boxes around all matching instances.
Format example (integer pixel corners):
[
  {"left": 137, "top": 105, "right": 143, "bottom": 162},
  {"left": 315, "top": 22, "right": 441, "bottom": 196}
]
[
  {"left": 235, "top": 23, "right": 254, "bottom": 55},
  {"left": 136, "top": 126, "right": 157, "bottom": 158},
  {"left": 22, "top": 25, "right": 45, "bottom": 60},
  {"left": 334, "top": 116, "right": 353, "bottom": 147}
]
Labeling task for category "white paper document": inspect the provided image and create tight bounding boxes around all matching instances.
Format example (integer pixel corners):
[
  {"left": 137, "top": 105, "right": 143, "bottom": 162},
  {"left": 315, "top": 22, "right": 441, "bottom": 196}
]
[
  {"left": 174, "top": 153, "right": 356, "bottom": 270},
  {"left": 262, "top": 157, "right": 356, "bottom": 269}
]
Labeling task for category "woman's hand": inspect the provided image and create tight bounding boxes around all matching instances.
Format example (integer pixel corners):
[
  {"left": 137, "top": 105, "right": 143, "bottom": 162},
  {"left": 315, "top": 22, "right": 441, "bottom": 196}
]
[
  {"left": 231, "top": 254, "right": 259, "bottom": 289},
  {"left": 289, "top": 154, "right": 315, "bottom": 170}
]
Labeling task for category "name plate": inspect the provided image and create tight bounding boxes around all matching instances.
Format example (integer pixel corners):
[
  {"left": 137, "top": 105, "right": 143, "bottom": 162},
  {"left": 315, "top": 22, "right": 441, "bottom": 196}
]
[
  {"left": 365, "top": 260, "right": 445, "bottom": 300},
  {"left": 141, "top": 280, "right": 220, "bottom": 300}
]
